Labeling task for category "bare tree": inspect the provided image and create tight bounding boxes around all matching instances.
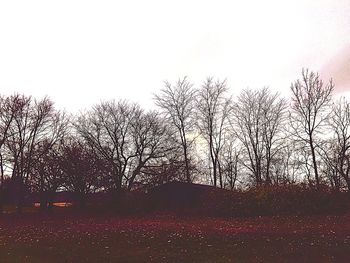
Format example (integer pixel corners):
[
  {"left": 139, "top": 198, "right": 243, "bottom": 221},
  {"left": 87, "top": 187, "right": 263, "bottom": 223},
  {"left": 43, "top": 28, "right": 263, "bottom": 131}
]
[
  {"left": 290, "top": 69, "right": 333, "bottom": 189},
  {"left": 270, "top": 140, "right": 300, "bottom": 185},
  {"left": 29, "top": 110, "right": 69, "bottom": 210},
  {"left": 31, "top": 142, "right": 65, "bottom": 210},
  {"left": 322, "top": 98, "right": 350, "bottom": 191},
  {"left": 126, "top": 110, "right": 175, "bottom": 190},
  {"left": 0, "top": 95, "right": 21, "bottom": 213},
  {"left": 320, "top": 140, "right": 343, "bottom": 191},
  {"left": 220, "top": 140, "right": 241, "bottom": 190},
  {"left": 0, "top": 96, "right": 17, "bottom": 185},
  {"left": 75, "top": 101, "right": 140, "bottom": 190},
  {"left": 139, "top": 156, "right": 191, "bottom": 188},
  {"left": 231, "top": 88, "right": 286, "bottom": 186},
  {"left": 60, "top": 139, "right": 103, "bottom": 207},
  {"left": 261, "top": 90, "right": 287, "bottom": 184},
  {"left": 76, "top": 100, "right": 174, "bottom": 192},
  {"left": 196, "top": 78, "right": 231, "bottom": 188},
  {"left": 154, "top": 77, "right": 196, "bottom": 183},
  {"left": 5, "top": 96, "right": 62, "bottom": 212}
]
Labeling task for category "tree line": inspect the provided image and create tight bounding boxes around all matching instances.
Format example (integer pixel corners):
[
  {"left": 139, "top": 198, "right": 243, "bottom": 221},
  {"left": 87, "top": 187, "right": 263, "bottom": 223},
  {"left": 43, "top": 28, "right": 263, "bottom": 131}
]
[{"left": 0, "top": 68, "right": 349, "bottom": 212}]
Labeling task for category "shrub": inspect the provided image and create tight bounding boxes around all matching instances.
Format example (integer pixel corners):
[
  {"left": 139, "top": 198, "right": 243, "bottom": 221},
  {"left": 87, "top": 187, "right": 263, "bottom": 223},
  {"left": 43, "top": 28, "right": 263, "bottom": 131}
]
[{"left": 197, "top": 184, "right": 350, "bottom": 217}]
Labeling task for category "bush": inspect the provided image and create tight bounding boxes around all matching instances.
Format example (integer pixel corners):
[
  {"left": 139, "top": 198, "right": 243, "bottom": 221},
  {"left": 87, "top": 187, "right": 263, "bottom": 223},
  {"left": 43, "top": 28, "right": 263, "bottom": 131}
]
[
  {"left": 61, "top": 182, "right": 350, "bottom": 218},
  {"left": 197, "top": 184, "right": 350, "bottom": 217}
]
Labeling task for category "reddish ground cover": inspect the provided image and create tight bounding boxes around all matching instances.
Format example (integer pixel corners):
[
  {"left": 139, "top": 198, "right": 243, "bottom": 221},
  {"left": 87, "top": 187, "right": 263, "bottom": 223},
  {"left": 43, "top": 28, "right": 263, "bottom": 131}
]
[{"left": 1, "top": 213, "right": 350, "bottom": 262}]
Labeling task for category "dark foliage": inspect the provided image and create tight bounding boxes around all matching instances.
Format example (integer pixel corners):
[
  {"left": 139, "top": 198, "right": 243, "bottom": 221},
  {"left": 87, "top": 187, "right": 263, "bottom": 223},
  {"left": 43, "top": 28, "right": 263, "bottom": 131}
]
[{"left": 113, "top": 182, "right": 350, "bottom": 217}]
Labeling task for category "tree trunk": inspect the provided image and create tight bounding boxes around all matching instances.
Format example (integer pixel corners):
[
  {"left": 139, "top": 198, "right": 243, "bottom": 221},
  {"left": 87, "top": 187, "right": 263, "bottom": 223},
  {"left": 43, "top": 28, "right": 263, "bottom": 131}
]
[
  {"left": 40, "top": 192, "right": 48, "bottom": 211},
  {"left": 212, "top": 161, "right": 217, "bottom": 187},
  {"left": 0, "top": 195, "right": 3, "bottom": 215},
  {"left": 127, "top": 160, "right": 146, "bottom": 191},
  {"left": 47, "top": 191, "right": 55, "bottom": 211},
  {"left": 78, "top": 193, "right": 86, "bottom": 209},
  {"left": 345, "top": 177, "right": 350, "bottom": 193},
  {"left": 0, "top": 154, "right": 4, "bottom": 215},
  {"left": 183, "top": 145, "right": 191, "bottom": 183},
  {"left": 309, "top": 137, "right": 320, "bottom": 189},
  {"left": 218, "top": 160, "right": 223, "bottom": 188},
  {"left": 265, "top": 153, "right": 272, "bottom": 185}
]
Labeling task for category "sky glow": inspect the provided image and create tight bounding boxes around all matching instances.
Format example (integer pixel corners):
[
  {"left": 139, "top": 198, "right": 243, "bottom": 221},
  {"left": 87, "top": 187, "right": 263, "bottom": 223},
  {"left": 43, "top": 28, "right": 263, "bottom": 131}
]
[{"left": 0, "top": 0, "right": 349, "bottom": 111}]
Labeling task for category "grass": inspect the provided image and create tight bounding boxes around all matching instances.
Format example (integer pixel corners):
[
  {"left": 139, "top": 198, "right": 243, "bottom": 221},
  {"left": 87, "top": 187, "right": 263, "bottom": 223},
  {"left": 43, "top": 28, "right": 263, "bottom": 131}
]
[{"left": 1, "top": 210, "right": 350, "bottom": 262}]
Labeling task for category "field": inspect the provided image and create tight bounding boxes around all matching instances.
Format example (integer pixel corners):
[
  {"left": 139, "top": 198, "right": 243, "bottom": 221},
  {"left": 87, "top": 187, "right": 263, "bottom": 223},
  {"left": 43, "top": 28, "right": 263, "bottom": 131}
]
[{"left": 1, "top": 212, "right": 350, "bottom": 263}]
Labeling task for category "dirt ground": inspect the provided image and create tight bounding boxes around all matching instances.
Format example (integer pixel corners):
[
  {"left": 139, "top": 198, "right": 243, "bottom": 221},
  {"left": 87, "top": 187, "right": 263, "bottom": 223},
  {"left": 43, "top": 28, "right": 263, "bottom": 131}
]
[{"left": 1, "top": 212, "right": 350, "bottom": 262}]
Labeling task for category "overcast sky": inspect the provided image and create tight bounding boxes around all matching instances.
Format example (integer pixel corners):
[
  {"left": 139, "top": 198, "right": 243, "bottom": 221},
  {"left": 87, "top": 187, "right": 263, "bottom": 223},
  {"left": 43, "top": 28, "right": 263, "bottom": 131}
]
[{"left": 1, "top": 0, "right": 350, "bottom": 112}]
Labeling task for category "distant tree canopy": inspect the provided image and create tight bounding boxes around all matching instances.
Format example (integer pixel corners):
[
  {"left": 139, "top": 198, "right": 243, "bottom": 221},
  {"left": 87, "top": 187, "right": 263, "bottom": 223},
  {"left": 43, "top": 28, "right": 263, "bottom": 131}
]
[{"left": 1, "top": 69, "right": 349, "bottom": 212}]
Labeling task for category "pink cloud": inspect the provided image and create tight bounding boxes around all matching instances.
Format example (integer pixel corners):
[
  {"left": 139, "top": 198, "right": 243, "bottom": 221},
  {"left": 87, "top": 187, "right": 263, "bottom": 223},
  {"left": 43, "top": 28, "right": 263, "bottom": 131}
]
[{"left": 321, "top": 44, "right": 350, "bottom": 93}]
